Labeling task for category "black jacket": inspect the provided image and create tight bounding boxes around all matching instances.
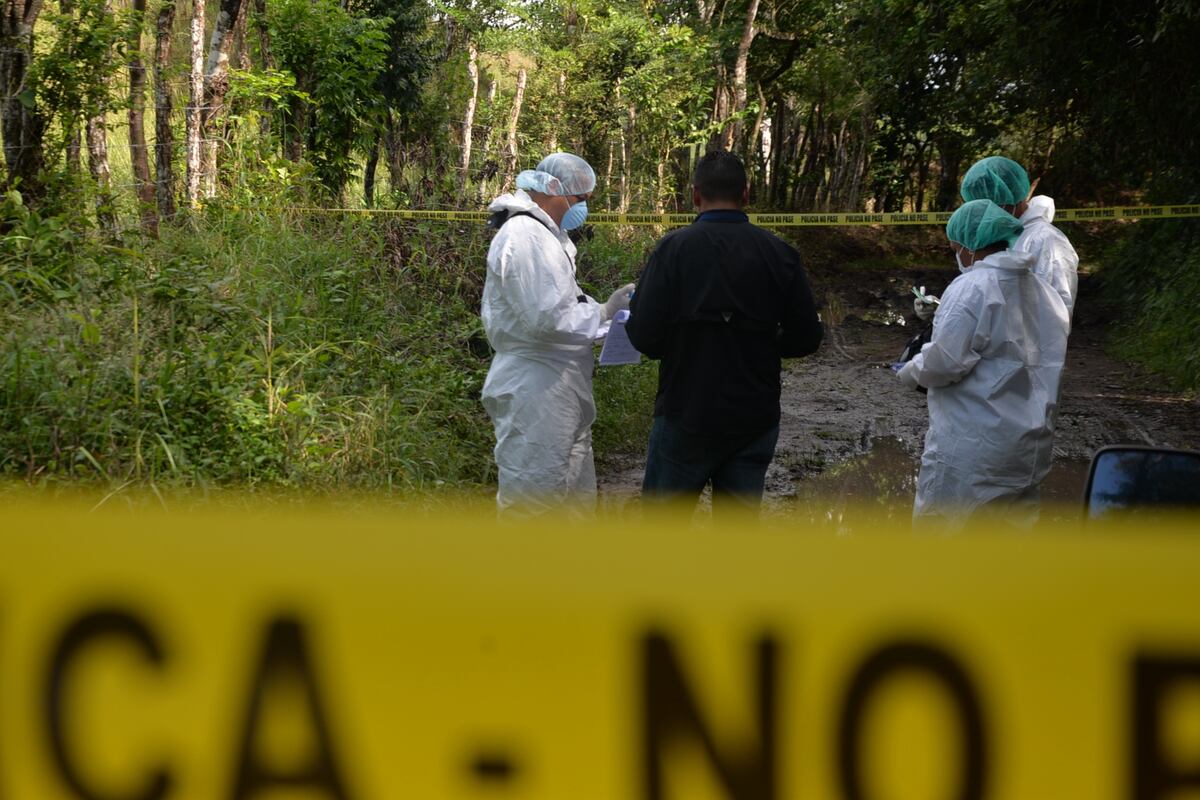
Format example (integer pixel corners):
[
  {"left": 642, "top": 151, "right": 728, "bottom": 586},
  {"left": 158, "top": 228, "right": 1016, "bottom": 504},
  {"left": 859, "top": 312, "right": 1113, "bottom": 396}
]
[{"left": 626, "top": 210, "right": 823, "bottom": 435}]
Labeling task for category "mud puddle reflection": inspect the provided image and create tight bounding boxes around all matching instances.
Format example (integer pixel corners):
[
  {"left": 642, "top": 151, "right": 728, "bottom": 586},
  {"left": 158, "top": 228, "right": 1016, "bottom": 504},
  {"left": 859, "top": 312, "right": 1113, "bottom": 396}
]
[{"left": 786, "top": 437, "right": 1092, "bottom": 527}]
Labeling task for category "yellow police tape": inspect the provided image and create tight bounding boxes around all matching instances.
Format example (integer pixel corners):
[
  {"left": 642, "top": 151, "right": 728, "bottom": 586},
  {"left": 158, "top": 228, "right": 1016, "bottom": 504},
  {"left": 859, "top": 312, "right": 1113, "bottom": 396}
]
[
  {"left": 284, "top": 204, "right": 1200, "bottom": 226},
  {"left": 3, "top": 502, "right": 1200, "bottom": 799}
]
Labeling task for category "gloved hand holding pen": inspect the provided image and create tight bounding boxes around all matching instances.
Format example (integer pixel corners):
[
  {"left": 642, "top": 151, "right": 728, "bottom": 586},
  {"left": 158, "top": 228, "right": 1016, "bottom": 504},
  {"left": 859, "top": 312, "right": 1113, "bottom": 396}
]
[{"left": 912, "top": 285, "right": 940, "bottom": 322}]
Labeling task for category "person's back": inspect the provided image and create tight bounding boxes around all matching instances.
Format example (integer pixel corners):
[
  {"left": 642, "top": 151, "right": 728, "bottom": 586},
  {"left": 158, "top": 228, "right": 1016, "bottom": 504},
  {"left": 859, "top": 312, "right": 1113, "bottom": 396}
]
[
  {"left": 1014, "top": 195, "right": 1079, "bottom": 318},
  {"left": 924, "top": 251, "right": 1069, "bottom": 492},
  {"left": 627, "top": 151, "right": 822, "bottom": 513},
  {"left": 629, "top": 215, "right": 819, "bottom": 434},
  {"left": 897, "top": 199, "right": 1070, "bottom": 528}
]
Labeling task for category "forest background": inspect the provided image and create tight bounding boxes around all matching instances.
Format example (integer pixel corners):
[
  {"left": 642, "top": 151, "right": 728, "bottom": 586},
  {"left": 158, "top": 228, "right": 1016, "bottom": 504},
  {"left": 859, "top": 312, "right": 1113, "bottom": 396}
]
[{"left": 1, "top": 0, "right": 1198, "bottom": 497}]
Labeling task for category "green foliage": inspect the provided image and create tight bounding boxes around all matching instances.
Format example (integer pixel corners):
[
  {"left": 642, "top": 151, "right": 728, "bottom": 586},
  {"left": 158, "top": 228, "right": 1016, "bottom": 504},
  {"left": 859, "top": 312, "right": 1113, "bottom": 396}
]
[
  {"left": 346, "top": 0, "right": 434, "bottom": 113},
  {"left": 0, "top": 200, "right": 660, "bottom": 491},
  {"left": 0, "top": 190, "right": 117, "bottom": 303},
  {"left": 222, "top": 70, "right": 314, "bottom": 203},
  {"left": 269, "top": 0, "right": 391, "bottom": 197},
  {"left": 592, "top": 359, "right": 657, "bottom": 461},
  {"left": 1100, "top": 220, "right": 1200, "bottom": 391},
  {"left": 576, "top": 226, "right": 660, "bottom": 456},
  {"left": 29, "top": 0, "right": 126, "bottom": 159},
  {"left": 0, "top": 204, "right": 489, "bottom": 487}
]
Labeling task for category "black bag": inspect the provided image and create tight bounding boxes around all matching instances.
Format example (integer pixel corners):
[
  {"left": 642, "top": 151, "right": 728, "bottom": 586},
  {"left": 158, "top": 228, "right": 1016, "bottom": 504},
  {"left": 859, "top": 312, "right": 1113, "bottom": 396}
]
[
  {"left": 898, "top": 324, "right": 932, "bottom": 394},
  {"left": 899, "top": 323, "right": 932, "bottom": 363},
  {"left": 487, "top": 209, "right": 548, "bottom": 232}
]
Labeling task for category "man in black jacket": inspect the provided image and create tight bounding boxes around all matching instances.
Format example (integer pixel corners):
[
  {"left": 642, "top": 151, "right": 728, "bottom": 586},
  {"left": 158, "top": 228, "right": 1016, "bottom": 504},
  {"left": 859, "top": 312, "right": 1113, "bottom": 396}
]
[{"left": 626, "top": 151, "right": 823, "bottom": 514}]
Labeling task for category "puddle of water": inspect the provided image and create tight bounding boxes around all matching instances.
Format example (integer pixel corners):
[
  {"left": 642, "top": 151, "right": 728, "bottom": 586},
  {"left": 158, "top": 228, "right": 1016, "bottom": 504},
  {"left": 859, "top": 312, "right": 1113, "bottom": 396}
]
[
  {"left": 857, "top": 309, "right": 908, "bottom": 327},
  {"left": 789, "top": 438, "right": 917, "bottom": 527},
  {"left": 789, "top": 438, "right": 1091, "bottom": 527}
]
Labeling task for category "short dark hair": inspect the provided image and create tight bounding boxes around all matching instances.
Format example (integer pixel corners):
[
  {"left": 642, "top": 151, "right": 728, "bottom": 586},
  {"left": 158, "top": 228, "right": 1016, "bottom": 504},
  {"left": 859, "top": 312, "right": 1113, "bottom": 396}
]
[{"left": 693, "top": 151, "right": 747, "bottom": 203}]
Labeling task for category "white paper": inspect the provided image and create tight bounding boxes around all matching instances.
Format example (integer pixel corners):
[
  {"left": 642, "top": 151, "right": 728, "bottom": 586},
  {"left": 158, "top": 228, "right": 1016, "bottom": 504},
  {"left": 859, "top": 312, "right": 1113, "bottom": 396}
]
[{"left": 598, "top": 309, "right": 642, "bottom": 365}]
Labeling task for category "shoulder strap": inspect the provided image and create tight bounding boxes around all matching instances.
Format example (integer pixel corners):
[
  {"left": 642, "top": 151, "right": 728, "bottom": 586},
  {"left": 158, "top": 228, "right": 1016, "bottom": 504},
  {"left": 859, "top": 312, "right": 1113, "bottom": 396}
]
[{"left": 487, "top": 209, "right": 554, "bottom": 235}]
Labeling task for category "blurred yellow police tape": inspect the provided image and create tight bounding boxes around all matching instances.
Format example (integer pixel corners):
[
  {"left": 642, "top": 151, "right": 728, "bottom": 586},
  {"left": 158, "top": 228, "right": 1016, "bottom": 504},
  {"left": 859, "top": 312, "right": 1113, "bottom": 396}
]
[
  {"left": 284, "top": 203, "right": 1200, "bottom": 226},
  {"left": 2, "top": 500, "right": 1199, "bottom": 799}
]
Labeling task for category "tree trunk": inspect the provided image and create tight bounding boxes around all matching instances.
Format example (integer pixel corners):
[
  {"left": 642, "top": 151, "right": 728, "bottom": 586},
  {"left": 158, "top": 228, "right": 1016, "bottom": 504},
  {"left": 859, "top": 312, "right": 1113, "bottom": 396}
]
[
  {"left": 475, "top": 79, "right": 497, "bottom": 201},
  {"left": 769, "top": 98, "right": 789, "bottom": 208},
  {"left": 546, "top": 71, "right": 565, "bottom": 152},
  {"left": 186, "top": 0, "right": 204, "bottom": 206},
  {"left": 502, "top": 67, "right": 526, "bottom": 189},
  {"left": 128, "top": 0, "right": 157, "bottom": 235},
  {"left": 934, "top": 137, "right": 963, "bottom": 210},
  {"left": 745, "top": 81, "right": 766, "bottom": 197},
  {"left": 724, "top": 0, "right": 759, "bottom": 152},
  {"left": 200, "top": 0, "right": 247, "bottom": 198},
  {"left": 231, "top": 0, "right": 250, "bottom": 71},
  {"left": 66, "top": 129, "right": 82, "bottom": 175},
  {"left": 914, "top": 143, "right": 931, "bottom": 211},
  {"left": 154, "top": 0, "right": 177, "bottom": 219},
  {"left": 604, "top": 139, "right": 614, "bottom": 210},
  {"left": 86, "top": 115, "right": 116, "bottom": 233},
  {"left": 623, "top": 101, "right": 635, "bottom": 211},
  {"left": 1, "top": 0, "right": 47, "bottom": 198},
  {"left": 460, "top": 41, "right": 477, "bottom": 193},
  {"left": 83, "top": 0, "right": 117, "bottom": 231},
  {"left": 253, "top": 0, "right": 272, "bottom": 137},
  {"left": 283, "top": 90, "right": 306, "bottom": 162},
  {"left": 364, "top": 132, "right": 380, "bottom": 207},
  {"left": 797, "top": 101, "right": 822, "bottom": 209},
  {"left": 846, "top": 115, "right": 869, "bottom": 211},
  {"left": 711, "top": 64, "right": 729, "bottom": 151},
  {"left": 60, "top": 0, "right": 81, "bottom": 178},
  {"left": 385, "top": 112, "right": 405, "bottom": 195},
  {"left": 655, "top": 144, "right": 667, "bottom": 212}
]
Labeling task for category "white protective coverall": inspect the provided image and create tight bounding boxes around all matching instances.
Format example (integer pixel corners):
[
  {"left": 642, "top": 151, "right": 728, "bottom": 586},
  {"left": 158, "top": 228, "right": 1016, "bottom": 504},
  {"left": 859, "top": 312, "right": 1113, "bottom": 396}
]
[
  {"left": 897, "top": 249, "right": 1070, "bottom": 526},
  {"left": 481, "top": 189, "right": 605, "bottom": 516},
  {"left": 1015, "top": 195, "right": 1079, "bottom": 319}
]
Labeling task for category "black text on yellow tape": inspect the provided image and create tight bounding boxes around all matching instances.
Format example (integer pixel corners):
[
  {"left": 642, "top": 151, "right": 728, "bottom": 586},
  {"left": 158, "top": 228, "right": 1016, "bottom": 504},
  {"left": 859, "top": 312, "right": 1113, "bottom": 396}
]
[{"left": 4, "top": 507, "right": 1200, "bottom": 798}]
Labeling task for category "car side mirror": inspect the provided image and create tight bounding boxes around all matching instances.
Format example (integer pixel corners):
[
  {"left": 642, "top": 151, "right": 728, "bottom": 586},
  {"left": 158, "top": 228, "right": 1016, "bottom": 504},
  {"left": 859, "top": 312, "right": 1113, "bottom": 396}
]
[{"left": 1084, "top": 446, "right": 1200, "bottom": 519}]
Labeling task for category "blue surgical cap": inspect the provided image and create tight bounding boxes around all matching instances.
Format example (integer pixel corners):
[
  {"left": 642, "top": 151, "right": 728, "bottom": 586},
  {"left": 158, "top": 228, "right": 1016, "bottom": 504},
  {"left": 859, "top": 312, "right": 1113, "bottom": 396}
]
[
  {"left": 946, "top": 199, "right": 1025, "bottom": 251},
  {"left": 960, "top": 156, "right": 1031, "bottom": 207},
  {"left": 515, "top": 152, "right": 596, "bottom": 196}
]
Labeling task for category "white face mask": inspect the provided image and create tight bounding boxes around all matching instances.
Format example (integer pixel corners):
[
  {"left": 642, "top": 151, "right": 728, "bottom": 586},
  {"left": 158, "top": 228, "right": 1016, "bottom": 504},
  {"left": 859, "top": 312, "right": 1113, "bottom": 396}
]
[{"left": 956, "top": 248, "right": 974, "bottom": 273}]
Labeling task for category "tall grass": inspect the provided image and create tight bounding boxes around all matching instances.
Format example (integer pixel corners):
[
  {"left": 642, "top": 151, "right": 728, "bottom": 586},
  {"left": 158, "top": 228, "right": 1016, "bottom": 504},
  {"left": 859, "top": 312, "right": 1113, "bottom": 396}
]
[{"left": 1, "top": 194, "right": 660, "bottom": 497}]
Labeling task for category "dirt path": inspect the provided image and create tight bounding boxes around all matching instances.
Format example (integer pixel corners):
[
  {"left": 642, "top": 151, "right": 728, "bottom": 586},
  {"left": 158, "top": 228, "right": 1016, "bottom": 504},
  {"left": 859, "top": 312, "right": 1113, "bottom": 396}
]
[{"left": 597, "top": 251, "right": 1200, "bottom": 520}]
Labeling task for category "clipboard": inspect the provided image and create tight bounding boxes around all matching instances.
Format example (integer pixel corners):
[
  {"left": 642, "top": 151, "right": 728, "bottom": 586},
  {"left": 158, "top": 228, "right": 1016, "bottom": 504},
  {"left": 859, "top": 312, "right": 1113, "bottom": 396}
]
[{"left": 598, "top": 310, "right": 641, "bottom": 365}]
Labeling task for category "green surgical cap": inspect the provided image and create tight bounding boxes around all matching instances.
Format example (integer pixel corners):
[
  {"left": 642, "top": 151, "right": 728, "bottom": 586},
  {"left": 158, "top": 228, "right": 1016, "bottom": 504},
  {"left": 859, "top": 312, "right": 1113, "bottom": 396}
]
[
  {"left": 946, "top": 199, "right": 1025, "bottom": 251},
  {"left": 960, "top": 156, "right": 1031, "bottom": 206}
]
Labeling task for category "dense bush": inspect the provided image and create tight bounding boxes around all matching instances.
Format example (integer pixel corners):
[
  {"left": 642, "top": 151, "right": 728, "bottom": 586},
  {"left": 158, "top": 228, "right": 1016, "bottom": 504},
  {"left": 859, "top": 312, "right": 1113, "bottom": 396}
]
[{"left": 1099, "top": 219, "right": 1200, "bottom": 391}]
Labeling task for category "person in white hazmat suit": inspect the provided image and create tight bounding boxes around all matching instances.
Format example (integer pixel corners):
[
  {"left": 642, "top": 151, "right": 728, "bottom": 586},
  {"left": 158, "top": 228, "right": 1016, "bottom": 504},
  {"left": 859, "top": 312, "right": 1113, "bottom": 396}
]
[
  {"left": 960, "top": 156, "right": 1080, "bottom": 320},
  {"left": 896, "top": 199, "right": 1070, "bottom": 529},
  {"left": 480, "top": 153, "right": 636, "bottom": 517}
]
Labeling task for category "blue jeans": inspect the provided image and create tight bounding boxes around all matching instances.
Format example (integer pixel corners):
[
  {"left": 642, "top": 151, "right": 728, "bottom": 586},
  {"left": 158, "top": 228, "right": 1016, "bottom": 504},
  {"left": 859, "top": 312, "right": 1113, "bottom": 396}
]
[{"left": 641, "top": 416, "right": 780, "bottom": 513}]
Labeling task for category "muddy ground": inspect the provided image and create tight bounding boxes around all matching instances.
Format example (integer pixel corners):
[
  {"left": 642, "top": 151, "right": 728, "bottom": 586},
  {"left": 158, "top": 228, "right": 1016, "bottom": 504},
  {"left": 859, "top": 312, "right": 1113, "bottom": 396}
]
[{"left": 597, "top": 229, "right": 1200, "bottom": 522}]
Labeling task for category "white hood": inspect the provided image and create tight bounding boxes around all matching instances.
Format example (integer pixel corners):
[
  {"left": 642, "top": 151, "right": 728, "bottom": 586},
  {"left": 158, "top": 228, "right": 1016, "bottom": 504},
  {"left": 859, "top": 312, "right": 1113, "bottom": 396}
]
[
  {"left": 1021, "top": 195, "right": 1056, "bottom": 225},
  {"left": 1013, "top": 194, "right": 1078, "bottom": 318},
  {"left": 974, "top": 248, "right": 1037, "bottom": 274},
  {"left": 489, "top": 189, "right": 559, "bottom": 229}
]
